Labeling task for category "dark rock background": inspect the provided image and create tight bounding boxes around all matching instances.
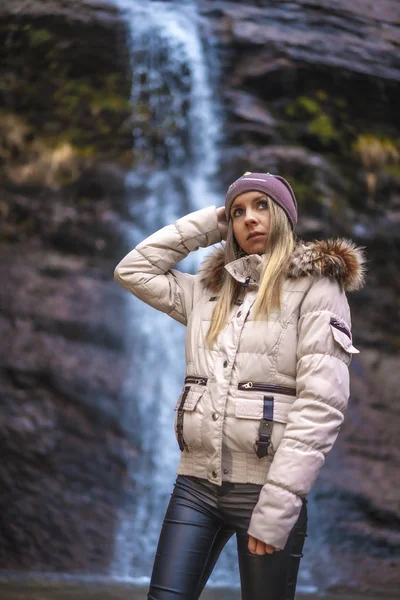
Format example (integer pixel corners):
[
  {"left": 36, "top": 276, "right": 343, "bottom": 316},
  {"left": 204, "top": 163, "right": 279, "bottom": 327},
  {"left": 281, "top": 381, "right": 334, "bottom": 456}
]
[
  {"left": 0, "top": 0, "right": 399, "bottom": 593},
  {"left": 0, "top": 0, "right": 136, "bottom": 573}
]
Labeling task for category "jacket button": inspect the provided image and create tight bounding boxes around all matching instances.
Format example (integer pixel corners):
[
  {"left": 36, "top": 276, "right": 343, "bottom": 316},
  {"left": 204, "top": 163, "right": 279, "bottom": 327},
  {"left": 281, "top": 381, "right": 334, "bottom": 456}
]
[
  {"left": 212, "top": 470, "right": 218, "bottom": 478},
  {"left": 237, "top": 311, "right": 242, "bottom": 317},
  {"left": 223, "top": 469, "right": 229, "bottom": 474},
  {"left": 223, "top": 360, "right": 228, "bottom": 368},
  {"left": 212, "top": 412, "right": 220, "bottom": 421}
]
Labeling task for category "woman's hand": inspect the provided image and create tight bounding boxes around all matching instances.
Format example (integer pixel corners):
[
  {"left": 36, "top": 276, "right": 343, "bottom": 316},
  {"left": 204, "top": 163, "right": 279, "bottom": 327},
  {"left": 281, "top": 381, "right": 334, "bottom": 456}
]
[
  {"left": 216, "top": 206, "right": 228, "bottom": 241},
  {"left": 248, "top": 535, "right": 282, "bottom": 555}
]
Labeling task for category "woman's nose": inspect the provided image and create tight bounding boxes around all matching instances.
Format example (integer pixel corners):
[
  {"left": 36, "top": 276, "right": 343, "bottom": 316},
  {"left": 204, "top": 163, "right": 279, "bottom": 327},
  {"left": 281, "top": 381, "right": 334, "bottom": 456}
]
[{"left": 244, "top": 210, "right": 258, "bottom": 224}]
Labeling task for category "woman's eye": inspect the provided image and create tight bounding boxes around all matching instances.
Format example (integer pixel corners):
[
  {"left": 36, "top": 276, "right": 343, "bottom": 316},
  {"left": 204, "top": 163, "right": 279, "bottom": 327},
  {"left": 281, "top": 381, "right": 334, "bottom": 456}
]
[
  {"left": 258, "top": 201, "right": 268, "bottom": 209},
  {"left": 233, "top": 207, "right": 243, "bottom": 218}
]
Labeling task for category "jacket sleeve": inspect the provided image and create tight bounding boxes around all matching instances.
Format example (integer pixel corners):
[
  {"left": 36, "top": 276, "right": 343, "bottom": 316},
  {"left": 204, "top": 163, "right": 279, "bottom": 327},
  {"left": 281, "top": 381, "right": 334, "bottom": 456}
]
[
  {"left": 248, "top": 276, "right": 359, "bottom": 549},
  {"left": 114, "top": 206, "right": 221, "bottom": 325}
]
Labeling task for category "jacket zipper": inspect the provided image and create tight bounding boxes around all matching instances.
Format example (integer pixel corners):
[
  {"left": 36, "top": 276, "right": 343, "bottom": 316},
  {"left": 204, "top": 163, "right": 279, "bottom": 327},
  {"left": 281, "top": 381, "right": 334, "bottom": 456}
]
[
  {"left": 184, "top": 376, "right": 208, "bottom": 386},
  {"left": 238, "top": 382, "right": 296, "bottom": 396}
]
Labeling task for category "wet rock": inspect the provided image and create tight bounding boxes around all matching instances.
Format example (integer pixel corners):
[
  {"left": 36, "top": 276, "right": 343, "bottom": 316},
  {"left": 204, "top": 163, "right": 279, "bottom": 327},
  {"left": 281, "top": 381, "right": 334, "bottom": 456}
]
[
  {"left": 0, "top": 237, "right": 136, "bottom": 572},
  {"left": 202, "top": 0, "right": 400, "bottom": 220},
  {"left": 0, "top": 0, "right": 137, "bottom": 573},
  {"left": 202, "top": 0, "right": 400, "bottom": 81},
  {"left": 0, "top": 0, "right": 122, "bottom": 26},
  {"left": 223, "top": 89, "right": 277, "bottom": 141}
]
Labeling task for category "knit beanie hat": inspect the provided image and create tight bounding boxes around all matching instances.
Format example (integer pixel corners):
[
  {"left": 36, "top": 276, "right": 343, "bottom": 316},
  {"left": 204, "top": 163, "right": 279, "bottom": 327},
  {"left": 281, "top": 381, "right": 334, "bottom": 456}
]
[{"left": 225, "top": 172, "right": 298, "bottom": 230}]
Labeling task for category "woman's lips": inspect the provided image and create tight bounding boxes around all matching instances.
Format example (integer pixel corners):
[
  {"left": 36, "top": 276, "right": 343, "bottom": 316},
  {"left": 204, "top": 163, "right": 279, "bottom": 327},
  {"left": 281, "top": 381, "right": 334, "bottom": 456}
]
[{"left": 247, "top": 233, "right": 265, "bottom": 240}]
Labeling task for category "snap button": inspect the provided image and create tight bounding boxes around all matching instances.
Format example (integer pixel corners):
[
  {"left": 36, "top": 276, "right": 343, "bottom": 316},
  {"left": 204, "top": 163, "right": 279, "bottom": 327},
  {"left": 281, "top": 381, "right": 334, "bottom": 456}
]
[
  {"left": 223, "top": 469, "right": 229, "bottom": 474},
  {"left": 237, "top": 311, "right": 242, "bottom": 317},
  {"left": 212, "top": 470, "right": 218, "bottom": 478},
  {"left": 212, "top": 412, "right": 220, "bottom": 421},
  {"left": 223, "top": 360, "right": 228, "bottom": 368}
]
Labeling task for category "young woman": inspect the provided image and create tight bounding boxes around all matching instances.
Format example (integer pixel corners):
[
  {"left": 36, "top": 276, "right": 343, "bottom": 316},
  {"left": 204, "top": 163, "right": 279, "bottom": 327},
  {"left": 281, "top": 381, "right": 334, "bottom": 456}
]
[{"left": 114, "top": 172, "right": 365, "bottom": 600}]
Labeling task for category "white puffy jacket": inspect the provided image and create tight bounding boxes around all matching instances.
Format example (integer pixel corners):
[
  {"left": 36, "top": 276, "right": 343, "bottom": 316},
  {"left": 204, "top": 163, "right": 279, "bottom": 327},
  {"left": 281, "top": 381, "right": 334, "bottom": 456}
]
[{"left": 114, "top": 206, "right": 365, "bottom": 549}]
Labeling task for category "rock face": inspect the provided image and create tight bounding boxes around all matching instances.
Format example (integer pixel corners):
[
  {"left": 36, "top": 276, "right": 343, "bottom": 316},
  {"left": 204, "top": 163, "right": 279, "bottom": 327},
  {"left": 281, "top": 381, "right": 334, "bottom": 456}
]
[
  {"left": 0, "top": 218, "right": 136, "bottom": 573},
  {"left": 0, "top": 0, "right": 137, "bottom": 573},
  {"left": 200, "top": 0, "right": 400, "bottom": 210},
  {"left": 197, "top": 0, "right": 400, "bottom": 592}
]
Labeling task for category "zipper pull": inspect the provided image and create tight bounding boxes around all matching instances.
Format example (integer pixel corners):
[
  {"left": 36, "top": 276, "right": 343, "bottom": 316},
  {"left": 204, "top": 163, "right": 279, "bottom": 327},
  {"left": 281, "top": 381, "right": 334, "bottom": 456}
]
[
  {"left": 243, "top": 276, "right": 251, "bottom": 288},
  {"left": 243, "top": 382, "right": 253, "bottom": 389}
]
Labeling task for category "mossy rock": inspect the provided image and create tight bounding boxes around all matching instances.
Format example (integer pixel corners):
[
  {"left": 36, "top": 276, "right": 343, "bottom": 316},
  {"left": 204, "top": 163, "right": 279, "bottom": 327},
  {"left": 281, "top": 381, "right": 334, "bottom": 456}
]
[
  {"left": 0, "top": 14, "right": 133, "bottom": 165},
  {"left": 308, "top": 114, "right": 339, "bottom": 146},
  {"left": 274, "top": 85, "right": 400, "bottom": 212},
  {"left": 283, "top": 92, "right": 343, "bottom": 152},
  {"left": 285, "top": 95, "right": 320, "bottom": 119}
]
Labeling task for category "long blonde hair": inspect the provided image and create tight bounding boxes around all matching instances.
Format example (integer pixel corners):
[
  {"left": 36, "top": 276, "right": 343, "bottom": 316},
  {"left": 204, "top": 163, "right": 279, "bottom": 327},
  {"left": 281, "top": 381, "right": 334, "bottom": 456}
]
[{"left": 205, "top": 196, "right": 294, "bottom": 347}]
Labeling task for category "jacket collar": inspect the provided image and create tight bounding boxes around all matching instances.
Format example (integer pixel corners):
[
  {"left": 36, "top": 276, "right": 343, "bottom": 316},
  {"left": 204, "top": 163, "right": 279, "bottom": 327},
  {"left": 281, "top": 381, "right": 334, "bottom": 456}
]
[
  {"left": 224, "top": 254, "right": 263, "bottom": 287},
  {"left": 199, "top": 238, "right": 366, "bottom": 293}
]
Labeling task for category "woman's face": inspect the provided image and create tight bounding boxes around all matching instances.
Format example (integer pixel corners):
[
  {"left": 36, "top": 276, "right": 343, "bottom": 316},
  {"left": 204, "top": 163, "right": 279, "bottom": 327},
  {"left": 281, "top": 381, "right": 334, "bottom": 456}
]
[{"left": 230, "top": 191, "right": 271, "bottom": 255}]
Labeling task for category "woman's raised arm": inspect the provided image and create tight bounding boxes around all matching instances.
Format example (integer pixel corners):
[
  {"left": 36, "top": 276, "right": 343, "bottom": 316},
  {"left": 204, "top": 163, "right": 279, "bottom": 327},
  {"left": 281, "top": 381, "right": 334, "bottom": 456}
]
[{"left": 114, "top": 206, "right": 222, "bottom": 325}]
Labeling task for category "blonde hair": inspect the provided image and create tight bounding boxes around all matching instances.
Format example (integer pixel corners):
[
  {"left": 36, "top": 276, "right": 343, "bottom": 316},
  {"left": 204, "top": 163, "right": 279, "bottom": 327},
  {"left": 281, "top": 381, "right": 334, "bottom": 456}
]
[{"left": 205, "top": 196, "right": 294, "bottom": 347}]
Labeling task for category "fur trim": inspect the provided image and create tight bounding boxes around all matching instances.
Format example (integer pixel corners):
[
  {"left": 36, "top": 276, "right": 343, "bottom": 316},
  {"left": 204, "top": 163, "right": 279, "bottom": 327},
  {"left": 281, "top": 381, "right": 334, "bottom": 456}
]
[
  {"left": 287, "top": 239, "right": 366, "bottom": 291},
  {"left": 199, "top": 246, "right": 227, "bottom": 293},
  {"left": 199, "top": 239, "right": 366, "bottom": 293}
]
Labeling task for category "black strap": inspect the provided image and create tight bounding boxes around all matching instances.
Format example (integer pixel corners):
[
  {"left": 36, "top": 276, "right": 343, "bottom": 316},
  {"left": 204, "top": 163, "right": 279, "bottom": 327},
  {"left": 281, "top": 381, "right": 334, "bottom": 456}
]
[
  {"left": 177, "top": 386, "right": 190, "bottom": 451},
  {"left": 256, "top": 395, "right": 274, "bottom": 458}
]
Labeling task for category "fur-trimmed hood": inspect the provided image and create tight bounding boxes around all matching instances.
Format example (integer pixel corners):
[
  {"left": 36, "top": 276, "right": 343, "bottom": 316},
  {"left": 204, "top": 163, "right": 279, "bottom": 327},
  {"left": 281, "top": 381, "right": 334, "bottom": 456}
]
[{"left": 199, "top": 239, "right": 366, "bottom": 293}]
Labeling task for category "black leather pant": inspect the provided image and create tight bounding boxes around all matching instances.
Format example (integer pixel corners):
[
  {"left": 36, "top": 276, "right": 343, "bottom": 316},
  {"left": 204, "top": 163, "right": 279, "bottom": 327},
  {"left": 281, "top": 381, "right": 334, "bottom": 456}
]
[{"left": 148, "top": 475, "right": 308, "bottom": 600}]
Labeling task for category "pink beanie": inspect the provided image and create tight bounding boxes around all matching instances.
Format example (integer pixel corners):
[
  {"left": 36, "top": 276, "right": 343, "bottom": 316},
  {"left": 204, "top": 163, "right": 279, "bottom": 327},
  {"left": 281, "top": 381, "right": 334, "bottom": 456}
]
[{"left": 225, "top": 172, "right": 298, "bottom": 230}]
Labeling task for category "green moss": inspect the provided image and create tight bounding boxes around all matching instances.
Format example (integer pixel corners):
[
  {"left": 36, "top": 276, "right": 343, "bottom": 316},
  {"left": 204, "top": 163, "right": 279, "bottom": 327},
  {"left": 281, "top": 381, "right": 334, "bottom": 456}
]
[
  {"left": 74, "top": 145, "right": 97, "bottom": 158},
  {"left": 282, "top": 91, "right": 351, "bottom": 154},
  {"left": 316, "top": 90, "right": 328, "bottom": 103},
  {"left": 285, "top": 96, "right": 320, "bottom": 119},
  {"left": 27, "top": 28, "right": 53, "bottom": 47},
  {"left": 297, "top": 96, "right": 319, "bottom": 115},
  {"left": 308, "top": 114, "right": 339, "bottom": 146},
  {"left": 89, "top": 93, "right": 131, "bottom": 112}
]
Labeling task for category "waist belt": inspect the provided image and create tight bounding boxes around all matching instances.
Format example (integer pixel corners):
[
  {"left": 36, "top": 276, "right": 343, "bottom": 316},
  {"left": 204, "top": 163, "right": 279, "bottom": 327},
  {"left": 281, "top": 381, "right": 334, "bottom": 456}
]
[{"left": 256, "top": 395, "right": 274, "bottom": 458}]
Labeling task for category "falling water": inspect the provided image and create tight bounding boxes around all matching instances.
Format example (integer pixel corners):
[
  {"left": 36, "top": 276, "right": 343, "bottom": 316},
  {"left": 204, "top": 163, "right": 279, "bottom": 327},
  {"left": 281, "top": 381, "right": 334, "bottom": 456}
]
[
  {"left": 110, "top": 0, "right": 317, "bottom": 593},
  {"left": 109, "top": 0, "right": 238, "bottom": 587}
]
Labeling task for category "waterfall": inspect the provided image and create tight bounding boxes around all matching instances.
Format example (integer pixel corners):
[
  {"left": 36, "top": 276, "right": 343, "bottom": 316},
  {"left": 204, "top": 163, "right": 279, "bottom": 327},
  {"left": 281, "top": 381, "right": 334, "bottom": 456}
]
[
  {"left": 110, "top": 0, "right": 239, "bottom": 586},
  {"left": 110, "top": 0, "right": 316, "bottom": 593}
]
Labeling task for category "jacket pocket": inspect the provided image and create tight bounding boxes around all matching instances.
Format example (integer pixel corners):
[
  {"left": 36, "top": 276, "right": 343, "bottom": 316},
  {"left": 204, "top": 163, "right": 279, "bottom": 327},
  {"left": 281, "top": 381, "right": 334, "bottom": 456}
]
[
  {"left": 330, "top": 317, "right": 359, "bottom": 355},
  {"left": 174, "top": 386, "right": 205, "bottom": 450},
  {"left": 233, "top": 399, "right": 289, "bottom": 457}
]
